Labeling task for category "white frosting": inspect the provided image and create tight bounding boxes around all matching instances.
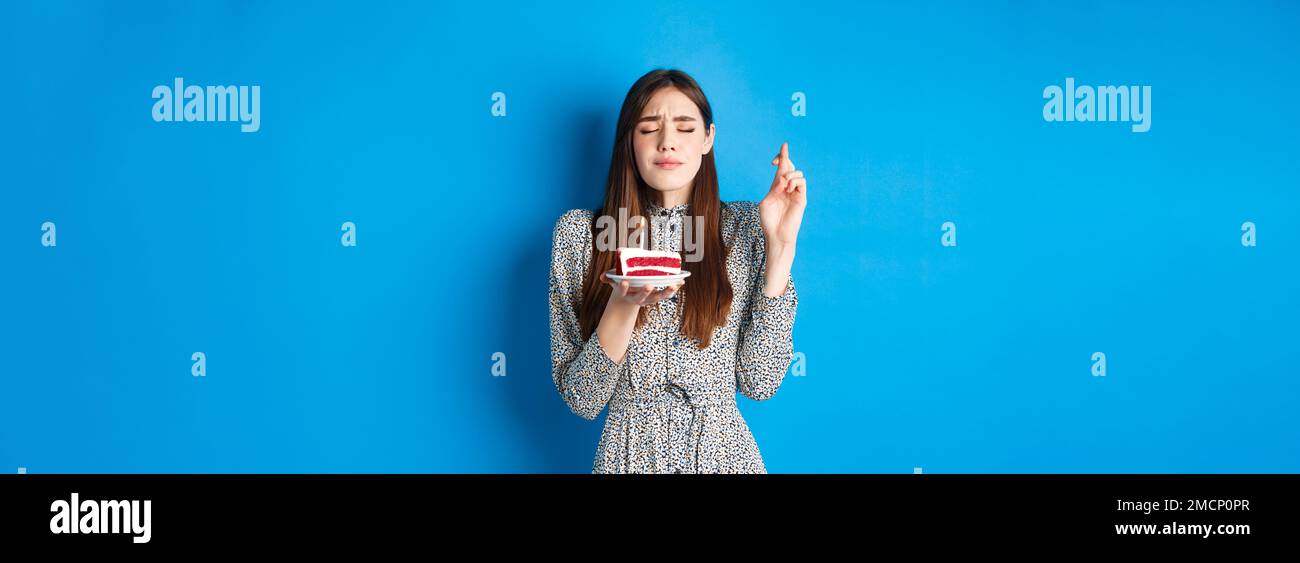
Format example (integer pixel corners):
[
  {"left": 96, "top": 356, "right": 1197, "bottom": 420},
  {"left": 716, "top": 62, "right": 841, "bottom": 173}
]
[{"left": 616, "top": 247, "right": 682, "bottom": 275}]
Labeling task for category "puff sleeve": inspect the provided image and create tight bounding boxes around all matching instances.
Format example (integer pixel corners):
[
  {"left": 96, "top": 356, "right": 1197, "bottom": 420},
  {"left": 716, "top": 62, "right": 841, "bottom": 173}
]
[
  {"left": 549, "top": 209, "right": 628, "bottom": 420},
  {"left": 734, "top": 203, "right": 798, "bottom": 401}
]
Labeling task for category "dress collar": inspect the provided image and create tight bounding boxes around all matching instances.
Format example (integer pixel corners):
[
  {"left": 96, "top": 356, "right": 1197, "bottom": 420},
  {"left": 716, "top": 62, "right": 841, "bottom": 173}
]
[{"left": 647, "top": 200, "right": 690, "bottom": 216}]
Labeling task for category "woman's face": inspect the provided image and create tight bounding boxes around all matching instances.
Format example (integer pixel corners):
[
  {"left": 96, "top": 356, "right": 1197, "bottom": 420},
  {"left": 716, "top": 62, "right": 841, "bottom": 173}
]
[{"left": 632, "top": 87, "right": 715, "bottom": 199}]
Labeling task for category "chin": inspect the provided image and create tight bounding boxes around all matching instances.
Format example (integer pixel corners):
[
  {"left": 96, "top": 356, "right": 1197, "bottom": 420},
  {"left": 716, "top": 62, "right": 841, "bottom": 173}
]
[
  {"left": 645, "top": 175, "right": 693, "bottom": 194},
  {"left": 647, "top": 184, "right": 687, "bottom": 196}
]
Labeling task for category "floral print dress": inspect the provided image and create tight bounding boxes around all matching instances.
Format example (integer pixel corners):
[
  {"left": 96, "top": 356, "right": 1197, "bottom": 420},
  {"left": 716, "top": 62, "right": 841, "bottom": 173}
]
[{"left": 549, "top": 199, "right": 798, "bottom": 474}]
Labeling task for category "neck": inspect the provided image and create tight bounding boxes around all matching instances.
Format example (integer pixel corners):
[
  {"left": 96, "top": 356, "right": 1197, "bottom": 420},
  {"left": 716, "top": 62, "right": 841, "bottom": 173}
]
[{"left": 655, "top": 187, "right": 690, "bottom": 209}]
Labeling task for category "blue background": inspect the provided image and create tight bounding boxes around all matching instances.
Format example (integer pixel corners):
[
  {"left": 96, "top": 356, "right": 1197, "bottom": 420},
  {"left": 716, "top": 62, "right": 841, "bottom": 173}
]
[{"left": 2, "top": 1, "right": 1296, "bottom": 473}]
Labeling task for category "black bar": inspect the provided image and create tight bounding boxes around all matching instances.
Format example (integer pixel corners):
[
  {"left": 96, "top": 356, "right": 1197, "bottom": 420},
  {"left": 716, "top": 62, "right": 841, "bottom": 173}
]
[{"left": 2, "top": 474, "right": 1294, "bottom": 548}]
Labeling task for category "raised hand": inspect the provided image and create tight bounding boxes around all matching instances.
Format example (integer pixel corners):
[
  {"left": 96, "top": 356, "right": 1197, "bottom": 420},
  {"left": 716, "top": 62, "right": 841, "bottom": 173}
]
[{"left": 758, "top": 142, "right": 807, "bottom": 248}]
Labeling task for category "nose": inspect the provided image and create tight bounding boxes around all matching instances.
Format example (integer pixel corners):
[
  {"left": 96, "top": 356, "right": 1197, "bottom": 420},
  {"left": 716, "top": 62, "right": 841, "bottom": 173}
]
[{"left": 657, "top": 130, "right": 679, "bottom": 152}]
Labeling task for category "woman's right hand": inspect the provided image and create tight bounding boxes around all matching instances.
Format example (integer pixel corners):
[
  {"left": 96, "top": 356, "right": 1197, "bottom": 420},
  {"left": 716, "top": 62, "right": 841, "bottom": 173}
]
[
  {"left": 601, "top": 271, "right": 682, "bottom": 309},
  {"left": 596, "top": 271, "right": 680, "bottom": 364}
]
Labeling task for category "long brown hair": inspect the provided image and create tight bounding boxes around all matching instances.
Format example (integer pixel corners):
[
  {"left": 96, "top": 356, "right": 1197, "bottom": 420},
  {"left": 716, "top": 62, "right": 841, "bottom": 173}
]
[{"left": 577, "top": 69, "right": 734, "bottom": 349}]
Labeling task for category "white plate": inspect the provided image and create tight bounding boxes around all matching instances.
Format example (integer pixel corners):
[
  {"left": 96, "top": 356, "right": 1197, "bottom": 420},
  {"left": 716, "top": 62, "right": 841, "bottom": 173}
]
[{"left": 605, "top": 269, "right": 690, "bottom": 288}]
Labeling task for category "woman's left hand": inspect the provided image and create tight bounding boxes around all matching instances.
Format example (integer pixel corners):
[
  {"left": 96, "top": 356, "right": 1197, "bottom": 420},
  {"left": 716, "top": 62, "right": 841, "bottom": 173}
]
[
  {"left": 757, "top": 142, "right": 806, "bottom": 297},
  {"left": 759, "top": 142, "right": 807, "bottom": 249}
]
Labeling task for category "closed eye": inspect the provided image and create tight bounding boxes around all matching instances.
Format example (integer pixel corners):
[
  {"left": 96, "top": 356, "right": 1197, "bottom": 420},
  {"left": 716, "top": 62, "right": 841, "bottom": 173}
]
[{"left": 639, "top": 128, "right": 696, "bottom": 134}]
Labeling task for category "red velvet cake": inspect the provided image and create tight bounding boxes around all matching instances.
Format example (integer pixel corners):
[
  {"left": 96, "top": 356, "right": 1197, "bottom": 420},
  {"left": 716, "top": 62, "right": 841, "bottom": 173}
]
[{"left": 616, "top": 247, "right": 682, "bottom": 276}]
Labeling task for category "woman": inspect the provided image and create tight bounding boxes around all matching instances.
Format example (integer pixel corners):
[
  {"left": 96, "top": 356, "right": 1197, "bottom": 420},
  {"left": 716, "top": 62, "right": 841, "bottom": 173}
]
[{"left": 548, "top": 68, "right": 807, "bottom": 473}]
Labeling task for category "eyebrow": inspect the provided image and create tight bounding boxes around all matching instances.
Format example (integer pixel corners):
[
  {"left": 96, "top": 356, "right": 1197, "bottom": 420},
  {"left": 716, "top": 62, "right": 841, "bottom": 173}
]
[{"left": 637, "top": 115, "right": 698, "bottom": 123}]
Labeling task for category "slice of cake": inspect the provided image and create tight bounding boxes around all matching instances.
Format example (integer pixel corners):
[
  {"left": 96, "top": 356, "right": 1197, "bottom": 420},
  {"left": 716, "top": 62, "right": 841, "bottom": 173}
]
[{"left": 616, "top": 247, "right": 682, "bottom": 276}]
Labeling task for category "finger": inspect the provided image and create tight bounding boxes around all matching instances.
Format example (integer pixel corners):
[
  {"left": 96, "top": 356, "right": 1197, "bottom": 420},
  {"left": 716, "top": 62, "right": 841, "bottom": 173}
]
[
  {"left": 652, "top": 285, "right": 677, "bottom": 304},
  {"left": 771, "top": 174, "right": 785, "bottom": 194},
  {"left": 639, "top": 285, "right": 657, "bottom": 305},
  {"left": 789, "top": 177, "right": 806, "bottom": 194},
  {"left": 770, "top": 177, "right": 789, "bottom": 196},
  {"left": 774, "top": 166, "right": 795, "bottom": 184}
]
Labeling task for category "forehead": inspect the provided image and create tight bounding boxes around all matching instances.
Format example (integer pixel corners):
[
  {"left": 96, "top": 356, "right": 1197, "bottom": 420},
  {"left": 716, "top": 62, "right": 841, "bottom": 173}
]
[{"left": 640, "top": 87, "right": 702, "bottom": 120}]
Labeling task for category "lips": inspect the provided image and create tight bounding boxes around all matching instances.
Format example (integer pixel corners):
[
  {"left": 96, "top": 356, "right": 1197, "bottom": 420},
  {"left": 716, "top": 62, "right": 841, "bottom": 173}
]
[{"left": 654, "top": 159, "right": 682, "bottom": 169}]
